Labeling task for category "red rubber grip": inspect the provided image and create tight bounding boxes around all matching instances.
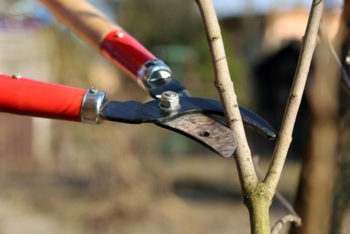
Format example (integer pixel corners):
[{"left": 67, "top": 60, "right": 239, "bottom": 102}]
[
  {"left": 100, "top": 29, "right": 157, "bottom": 80},
  {"left": 0, "top": 74, "right": 86, "bottom": 121}
]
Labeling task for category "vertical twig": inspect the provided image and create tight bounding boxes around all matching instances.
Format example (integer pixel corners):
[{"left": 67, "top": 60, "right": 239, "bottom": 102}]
[
  {"left": 195, "top": 1, "right": 270, "bottom": 233},
  {"left": 291, "top": 18, "right": 339, "bottom": 234},
  {"left": 264, "top": 0, "right": 324, "bottom": 196},
  {"left": 194, "top": 0, "right": 257, "bottom": 194}
]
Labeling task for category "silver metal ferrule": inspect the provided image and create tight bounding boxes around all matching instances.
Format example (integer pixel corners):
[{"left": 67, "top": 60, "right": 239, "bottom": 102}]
[
  {"left": 81, "top": 87, "right": 108, "bottom": 124},
  {"left": 137, "top": 59, "right": 172, "bottom": 88}
]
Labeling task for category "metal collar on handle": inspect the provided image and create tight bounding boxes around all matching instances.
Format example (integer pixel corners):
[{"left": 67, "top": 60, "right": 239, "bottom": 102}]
[
  {"left": 137, "top": 59, "right": 172, "bottom": 88},
  {"left": 81, "top": 87, "right": 108, "bottom": 124}
]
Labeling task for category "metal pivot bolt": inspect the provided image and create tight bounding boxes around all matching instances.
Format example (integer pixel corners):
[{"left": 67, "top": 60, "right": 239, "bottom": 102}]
[{"left": 160, "top": 91, "right": 180, "bottom": 111}]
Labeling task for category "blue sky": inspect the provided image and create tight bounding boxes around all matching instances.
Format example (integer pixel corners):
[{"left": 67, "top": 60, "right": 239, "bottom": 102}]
[{"left": 213, "top": 0, "right": 343, "bottom": 18}]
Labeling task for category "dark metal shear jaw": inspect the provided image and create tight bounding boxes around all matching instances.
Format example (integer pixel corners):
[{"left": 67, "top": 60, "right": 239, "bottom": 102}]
[
  {"left": 144, "top": 76, "right": 277, "bottom": 139},
  {"left": 100, "top": 97, "right": 277, "bottom": 140}
]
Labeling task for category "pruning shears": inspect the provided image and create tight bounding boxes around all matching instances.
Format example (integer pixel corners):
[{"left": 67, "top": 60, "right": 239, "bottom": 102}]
[{"left": 0, "top": 0, "right": 276, "bottom": 158}]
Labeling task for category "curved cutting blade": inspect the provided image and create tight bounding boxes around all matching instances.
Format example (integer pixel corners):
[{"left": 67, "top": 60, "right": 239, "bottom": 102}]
[{"left": 157, "top": 113, "right": 237, "bottom": 158}]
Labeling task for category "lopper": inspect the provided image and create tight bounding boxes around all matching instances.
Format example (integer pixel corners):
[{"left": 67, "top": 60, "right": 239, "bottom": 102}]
[{"left": 0, "top": 0, "right": 276, "bottom": 158}]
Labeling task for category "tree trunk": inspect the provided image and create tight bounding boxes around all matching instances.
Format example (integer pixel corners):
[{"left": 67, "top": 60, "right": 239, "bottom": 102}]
[{"left": 330, "top": 1, "right": 350, "bottom": 232}]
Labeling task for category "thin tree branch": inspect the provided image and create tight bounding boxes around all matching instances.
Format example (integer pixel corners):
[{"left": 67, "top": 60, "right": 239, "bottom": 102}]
[
  {"left": 252, "top": 155, "right": 299, "bottom": 216},
  {"left": 271, "top": 214, "right": 302, "bottom": 234},
  {"left": 194, "top": 0, "right": 258, "bottom": 193},
  {"left": 318, "top": 23, "right": 350, "bottom": 96},
  {"left": 264, "top": 0, "right": 324, "bottom": 196}
]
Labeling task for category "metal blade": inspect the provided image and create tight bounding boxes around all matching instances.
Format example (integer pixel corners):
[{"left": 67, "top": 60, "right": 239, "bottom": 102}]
[
  {"left": 157, "top": 113, "right": 237, "bottom": 158},
  {"left": 101, "top": 98, "right": 277, "bottom": 139},
  {"left": 101, "top": 101, "right": 236, "bottom": 157},
  {"left": 101, "top": 75, "right": 276, "bottom": 157}
]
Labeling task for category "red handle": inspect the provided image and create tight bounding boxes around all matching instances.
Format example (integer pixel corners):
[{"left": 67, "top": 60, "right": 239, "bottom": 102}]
[
  {"left": 0, "top": 74, "right": 86, "bottom": 121},
  {"left": 100, "top": 29, "right": 157, "bottom": 81}
]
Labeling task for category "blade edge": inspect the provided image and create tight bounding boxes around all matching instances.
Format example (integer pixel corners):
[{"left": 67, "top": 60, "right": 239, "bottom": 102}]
[{"left": 157, "top": 113, "right": 236, "bottom": 158}]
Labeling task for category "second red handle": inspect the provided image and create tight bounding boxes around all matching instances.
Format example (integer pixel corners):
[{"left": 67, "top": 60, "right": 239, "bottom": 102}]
[{"left": 100, "top": 29, "right": 157, "bottom": 81}]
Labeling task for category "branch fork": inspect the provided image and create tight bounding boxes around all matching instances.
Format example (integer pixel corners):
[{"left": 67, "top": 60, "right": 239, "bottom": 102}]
[{"left": 195, "top": 0, "right": 324, "bottom": 233}]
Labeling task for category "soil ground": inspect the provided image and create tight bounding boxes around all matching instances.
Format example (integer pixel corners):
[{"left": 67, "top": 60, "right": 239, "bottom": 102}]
[{"left": 0, "top": 158, "right": 349, "bottom": 234}]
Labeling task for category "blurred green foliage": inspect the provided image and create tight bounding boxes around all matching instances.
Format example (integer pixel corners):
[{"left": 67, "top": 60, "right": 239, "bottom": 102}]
[{"left": 117, "top": 0, "right": 250, "bottom": 102}]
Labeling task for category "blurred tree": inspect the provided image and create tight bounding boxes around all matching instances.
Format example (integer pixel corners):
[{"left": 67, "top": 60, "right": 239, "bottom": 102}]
[{"left": 330, "top": 1, "right": 350, "bottom": 232}]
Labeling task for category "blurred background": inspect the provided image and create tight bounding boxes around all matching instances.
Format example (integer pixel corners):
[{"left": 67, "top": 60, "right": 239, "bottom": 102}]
[{"left": 0, "top": 0, "right": 349, "bottom": 233}]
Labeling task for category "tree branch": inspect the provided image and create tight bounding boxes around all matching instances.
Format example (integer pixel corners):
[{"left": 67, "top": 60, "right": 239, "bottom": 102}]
[
  {"left": 195, "top": 2, "right": 271, "bottom": 232},
  {"left": 194, "top": 0, "right": 258, "bottom": 195},
  {"left": 271, "top": 215, "right": 302, "bottom": 234},
  {"left": 264, "top": 0, "right": 324, "bottom": 196},
  {"left": 252, "top": 155, "right": 299, "bottom": 216}
]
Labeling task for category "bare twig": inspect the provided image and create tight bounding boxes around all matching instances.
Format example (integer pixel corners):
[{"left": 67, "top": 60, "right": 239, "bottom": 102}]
[
  {"left": 252, "top": 155, "right": 299, "bottom": 216},
  {"left": 195, "top": 2, "right": 273, "bottom": 232},
  {"left": 194, "top": 0, "right": 257, "bottom": 192},
  {"left": 318, "top": 23, "right": 350, "bottom": 96},
  {"left": 265, "top": 0, "right": 324, "bottom": 196},
  {"left": 271, "top": 215, "right": 302, "bottom": 234}
]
